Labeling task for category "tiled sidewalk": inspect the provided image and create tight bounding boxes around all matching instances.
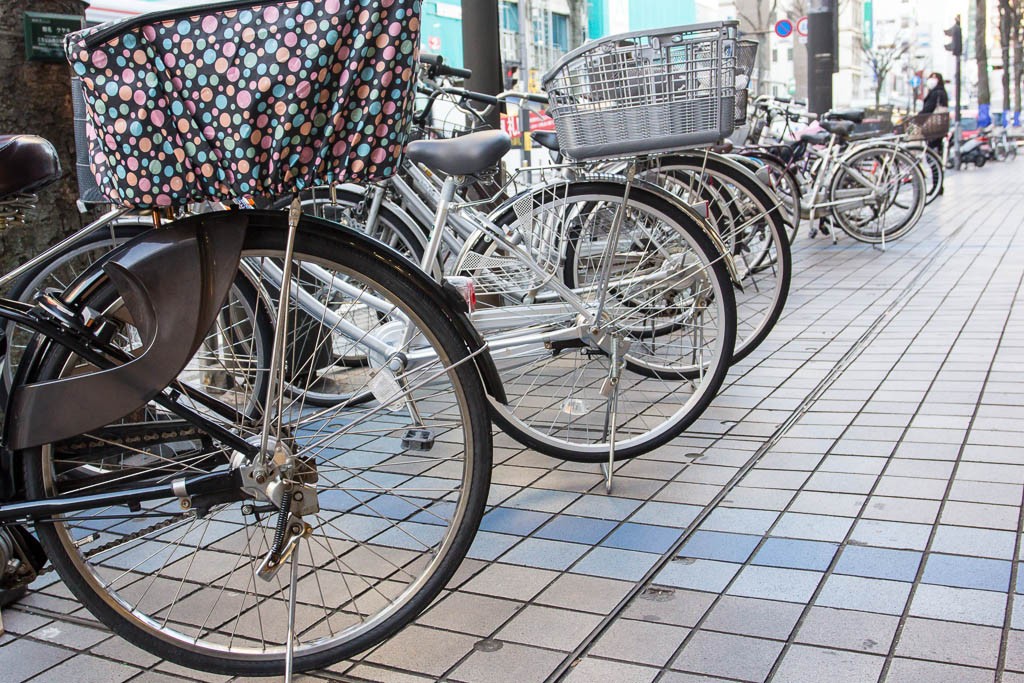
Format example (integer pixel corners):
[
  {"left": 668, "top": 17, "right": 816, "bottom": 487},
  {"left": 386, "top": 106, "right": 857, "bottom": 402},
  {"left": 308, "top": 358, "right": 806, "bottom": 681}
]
[{"left": 4, "top": 165, "right": 1024, "bottom": 683}]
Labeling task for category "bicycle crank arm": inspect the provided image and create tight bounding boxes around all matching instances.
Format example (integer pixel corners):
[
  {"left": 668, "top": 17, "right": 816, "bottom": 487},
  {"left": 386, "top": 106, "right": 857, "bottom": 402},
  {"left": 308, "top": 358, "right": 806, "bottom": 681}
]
[{"left": 0, "top": 469, "right": 242, "bottom": 523}]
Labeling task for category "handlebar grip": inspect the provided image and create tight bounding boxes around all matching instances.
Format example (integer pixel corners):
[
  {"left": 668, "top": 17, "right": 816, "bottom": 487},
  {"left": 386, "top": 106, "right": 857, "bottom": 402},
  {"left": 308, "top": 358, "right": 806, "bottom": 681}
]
[{"left": 419, "top": 52, "right": 473, "bottom": 79}]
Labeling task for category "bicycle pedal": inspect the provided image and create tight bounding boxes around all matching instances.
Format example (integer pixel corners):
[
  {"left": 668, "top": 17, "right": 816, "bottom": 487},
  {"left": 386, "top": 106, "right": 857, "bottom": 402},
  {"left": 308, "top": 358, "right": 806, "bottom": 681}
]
[{"left": 402, "top": 428, "right": 435, "bottom": 451}]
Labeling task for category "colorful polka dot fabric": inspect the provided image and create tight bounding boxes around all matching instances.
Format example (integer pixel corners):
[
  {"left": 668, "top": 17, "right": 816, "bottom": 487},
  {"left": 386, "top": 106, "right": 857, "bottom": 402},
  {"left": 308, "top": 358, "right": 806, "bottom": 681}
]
[{"left": 65, "top": 0, "right": 421, "bottom": 208}]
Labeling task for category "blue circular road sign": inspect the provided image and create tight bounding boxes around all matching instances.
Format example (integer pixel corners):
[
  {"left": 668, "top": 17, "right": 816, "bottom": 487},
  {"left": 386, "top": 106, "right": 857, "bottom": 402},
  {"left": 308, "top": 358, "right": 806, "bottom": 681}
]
[{"left": 775, "top": 19, "right": 793, "bottom": 38}]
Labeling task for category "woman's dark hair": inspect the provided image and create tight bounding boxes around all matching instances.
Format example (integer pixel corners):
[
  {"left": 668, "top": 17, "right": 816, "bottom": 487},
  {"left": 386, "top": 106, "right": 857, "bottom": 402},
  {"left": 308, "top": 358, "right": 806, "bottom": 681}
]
[{"left": 929, "top": 72, "right": 945, "bottom": 88}]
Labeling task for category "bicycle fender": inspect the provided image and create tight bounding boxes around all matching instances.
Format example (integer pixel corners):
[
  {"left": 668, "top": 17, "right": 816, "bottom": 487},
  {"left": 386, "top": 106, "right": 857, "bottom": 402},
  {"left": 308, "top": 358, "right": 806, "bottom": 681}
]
[{"left": 7, "top": 212, "right": 246, "bottom": 451}]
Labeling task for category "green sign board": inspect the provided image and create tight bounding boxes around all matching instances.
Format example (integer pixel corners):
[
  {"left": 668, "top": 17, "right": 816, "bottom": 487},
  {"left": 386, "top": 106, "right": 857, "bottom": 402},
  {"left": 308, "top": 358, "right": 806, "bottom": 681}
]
[
  {"left": 23, "top": 12, "right": 83, "bottom": 63},
  {"left": 863, "top": 0, "right": 873, "bottom": 49}
]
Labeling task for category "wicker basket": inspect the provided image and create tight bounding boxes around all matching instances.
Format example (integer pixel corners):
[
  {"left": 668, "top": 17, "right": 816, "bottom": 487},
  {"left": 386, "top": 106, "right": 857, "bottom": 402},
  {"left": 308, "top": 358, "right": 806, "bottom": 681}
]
[
  {"left": 541, "top": 21, "right": 739, "bottom": 161},
  {"left": 902, "top": 112, "right": 950, "bottom": 142}
]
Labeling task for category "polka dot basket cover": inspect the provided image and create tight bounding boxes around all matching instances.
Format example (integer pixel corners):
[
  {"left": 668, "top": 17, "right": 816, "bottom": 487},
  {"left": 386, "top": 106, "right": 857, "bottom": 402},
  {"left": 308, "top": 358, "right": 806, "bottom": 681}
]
[{"left": 64, "top": 0, "right": 421, "bottom": 209}]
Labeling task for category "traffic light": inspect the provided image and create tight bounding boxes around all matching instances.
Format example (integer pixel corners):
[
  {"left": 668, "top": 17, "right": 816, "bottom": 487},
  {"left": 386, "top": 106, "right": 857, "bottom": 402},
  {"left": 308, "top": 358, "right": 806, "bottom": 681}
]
[
  {"left": 503, "top": 61, "right": 520, "bottom": 91},
  {"left": 944, "top": 15, "right": 962, "bottom": 56}
]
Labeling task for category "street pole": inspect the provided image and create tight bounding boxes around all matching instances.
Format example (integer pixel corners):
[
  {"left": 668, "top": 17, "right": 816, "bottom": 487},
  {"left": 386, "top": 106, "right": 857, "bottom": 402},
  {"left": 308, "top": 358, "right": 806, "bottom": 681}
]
[
  {"left": 517, "top": 0, "right": 532, "bottom": 168},
  {"left": 807, "top": 0, "right": 835, "bottom": 115},
  {"left": 461, "top": 0, "right": 502, "bottom": 128}
]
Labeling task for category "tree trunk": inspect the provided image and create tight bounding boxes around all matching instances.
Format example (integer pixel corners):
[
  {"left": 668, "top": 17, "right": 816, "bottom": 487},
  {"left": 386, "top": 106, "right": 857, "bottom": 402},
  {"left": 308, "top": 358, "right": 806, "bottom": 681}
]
[
  {"left": 566, "top": 0, "right": 587, "bottom": 49},
  {"left": 998, "top": 0, "right": 1012, "bottom": 117},
  {"left": 1015, "top": 24, "right": 1023, "bottom": 123},
  {"left": 0, "top": 0, "right": 87, "bottom": 274},
  {"left": 977, "top": 0, "right": 991, "bottom": 106}
]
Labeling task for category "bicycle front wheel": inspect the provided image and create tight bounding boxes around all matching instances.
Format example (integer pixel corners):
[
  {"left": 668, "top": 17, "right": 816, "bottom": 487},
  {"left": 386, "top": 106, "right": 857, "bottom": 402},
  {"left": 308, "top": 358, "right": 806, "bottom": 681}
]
[
  {"left": 481, "top": 181, "right": 736, "bottom": 462},
  {"left": 22, "top": 213, "right": 491, "bottom": 675},
  {"left": 829, "top": 146, "right": 927, "bottom": 244}
]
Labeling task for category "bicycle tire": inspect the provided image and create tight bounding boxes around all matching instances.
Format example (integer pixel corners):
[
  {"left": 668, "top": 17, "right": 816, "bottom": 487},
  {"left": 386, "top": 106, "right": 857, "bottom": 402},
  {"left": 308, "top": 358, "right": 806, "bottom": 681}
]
[
  {"left": 480, "top": 181, "right": 736, "bottom": 462},
  {"left": 828, "top": 146, "right": 927, "bottom": 244},
  {"left": 640, "top": 153, "right": 792, "bottom": 365},
  {"left": 21, "top": 213, "right": 491, "bottom": 675}
]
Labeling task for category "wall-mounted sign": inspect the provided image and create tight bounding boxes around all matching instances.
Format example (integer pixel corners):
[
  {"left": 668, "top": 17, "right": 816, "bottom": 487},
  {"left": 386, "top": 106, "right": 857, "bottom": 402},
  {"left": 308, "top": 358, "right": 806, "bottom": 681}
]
[{"left": 23, "top": 12, "right": 82, "bottom": 63}]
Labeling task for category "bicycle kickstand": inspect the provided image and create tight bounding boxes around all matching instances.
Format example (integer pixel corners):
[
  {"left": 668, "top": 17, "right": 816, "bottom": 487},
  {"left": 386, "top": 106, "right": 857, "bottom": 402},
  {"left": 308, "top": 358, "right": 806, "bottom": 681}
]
[
  {"left": 284, "top": 533, "right": 303, "bottom": 683},
  {"left": 599, "top": 336, "right": 626, "bottom": 494}
]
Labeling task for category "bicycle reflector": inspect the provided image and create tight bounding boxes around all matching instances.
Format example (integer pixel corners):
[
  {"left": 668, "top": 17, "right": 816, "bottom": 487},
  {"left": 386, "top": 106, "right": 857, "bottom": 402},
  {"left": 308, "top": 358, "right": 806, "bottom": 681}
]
[{"left": 445, "top": 276, "right": 477, "bottom": 312}]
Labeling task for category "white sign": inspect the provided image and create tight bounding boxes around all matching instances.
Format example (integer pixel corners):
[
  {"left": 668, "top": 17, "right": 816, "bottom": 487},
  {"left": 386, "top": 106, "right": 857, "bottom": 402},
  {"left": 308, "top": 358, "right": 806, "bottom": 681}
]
[
  {"left": 796, "top": 16, "right": 808, "bottom": 37},
  {"left": 435, "top": 2, "right": 461, "bottom": 20}
]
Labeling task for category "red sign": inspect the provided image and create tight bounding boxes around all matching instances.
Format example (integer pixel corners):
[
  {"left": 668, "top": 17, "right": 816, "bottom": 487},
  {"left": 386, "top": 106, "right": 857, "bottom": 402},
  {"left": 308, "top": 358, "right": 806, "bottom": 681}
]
[
  {"left": 796, "top": 16, "right": 808, "bottom": 37},
  {"left": 500, "top": 111, "right": 556, "bottom": 139},
  {"left": 427, "top": 35, "right": 441, "bottom": 51}
]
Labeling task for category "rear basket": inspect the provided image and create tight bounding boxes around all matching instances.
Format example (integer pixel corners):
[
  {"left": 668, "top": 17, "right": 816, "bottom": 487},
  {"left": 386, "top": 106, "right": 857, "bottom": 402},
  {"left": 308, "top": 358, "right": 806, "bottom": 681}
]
[
  {"left": 65, "top": 0, "right": 421, "bottom": 209},
  {"left": 541, "top": 21, "right": 739, "bottom": 161},
  {"left": 901, "top": 112, "right": 950, "bottom": 142}
]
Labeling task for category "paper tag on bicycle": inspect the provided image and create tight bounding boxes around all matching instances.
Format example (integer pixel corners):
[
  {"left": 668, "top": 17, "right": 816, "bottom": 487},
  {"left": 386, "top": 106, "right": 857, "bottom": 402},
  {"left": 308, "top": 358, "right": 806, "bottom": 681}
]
[{"left": 369, "top": 368, "right": 404, "bottom": 406}]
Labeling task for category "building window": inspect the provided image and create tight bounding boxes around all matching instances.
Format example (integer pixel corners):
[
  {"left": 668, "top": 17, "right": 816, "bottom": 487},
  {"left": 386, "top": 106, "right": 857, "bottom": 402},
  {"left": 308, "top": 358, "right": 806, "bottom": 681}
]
[
  {"left": 551, "top": 13, "right": 569, "bottom": 52},
  {"left": 499, "top": 1, "right": 518, "bottom": 32},
  {"left": 772, "top": 48, "right": 778, "bottom": 62}
]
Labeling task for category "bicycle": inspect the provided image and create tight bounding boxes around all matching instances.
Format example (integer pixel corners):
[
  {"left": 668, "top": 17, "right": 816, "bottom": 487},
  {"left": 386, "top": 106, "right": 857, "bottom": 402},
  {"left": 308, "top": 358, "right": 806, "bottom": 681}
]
[{"left": 0, "top": 3, "right": 494, "bottom": 677}]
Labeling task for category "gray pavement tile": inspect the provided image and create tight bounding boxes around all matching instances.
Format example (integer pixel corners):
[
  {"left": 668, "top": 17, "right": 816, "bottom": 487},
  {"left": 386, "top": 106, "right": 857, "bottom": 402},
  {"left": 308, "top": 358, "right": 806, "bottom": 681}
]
[
  {"left": 794, "top": 606, "right": 898, "bottom": 654},
  {"left": 805, "top": 471, "right": 878, "bottom": 494},
  {"left": 873, "top": 475, "right": 950, "bottom": 500},
  {"left": 589, "top": 618, "right": 689, "bottom": 667},
  {"left": 883, "top": 658, "right": 996, "bottom": 683},
  {"left": 562, "top": 657, "right": 659, "bottom": 683},
  {"left": 788, "top": 491, "right": 866, "bottom": 517},
  {"left": 621, "top": 588, "right": 716, "bottom": 628},
  {"left": 494, "top": 605, "right": 602, "bottom": 652},
  {"left": 769, "top": 513, "right": 853, "bottom": 542},
  {"left": 735, "top": 469, "right": 811, "bottom": 490},
  {"left": 940, "top": 500, "right": 1020, "bottom": 530},
  {"left": 0, "top": 638, "right": 74, "bottom": 682},
  {"left": 670, "top": 631, "right": 783, "bottom": 681},
  {"left": 89, "top": 635, "right": 163, "bottom": 669},
  {"left": 726, "top": 565, "right": 823, "bottom": 604},
  {"left": 907, "top": 584, "right": 1007, "bottom": 626},
  {"left": 365, "top": 625, "right": 478, "bottom": 676},
  {"left": 656, "top": 558, "right": 741, "bottom": 593},
  {"left": 720, "top": 486, "right": 796, "bottom": 511},
  {"left": 0, "top": 609, "right": 53, "bottom": 635},
  {"left": 701, "top": 595, "right": 803, "bottom": 640},
  {"left": 700, "top": 507, "right": 778, "bottom": 532},
  {"left": 849, "top": 519, "right": 932, "bottom": 550},
  {"left": 818, "top": 455, "right": 886, "bottom": 475},
  {"left": 815, "top": 575, "right": 911, "bottom": 615},
  {"left": 948, "top": 479, "right": 1023, "bottom": 506},
  {"left": 534, "top": 573, "right": 634, "bottom": 615},
  {"left": 28, "top": 622, "right": 109, "bottom": 651},
  {"left": 894, "top": 617, "right": 1001, "bottom": 668},
  {"left": 655, "top": 482, "right": 721, "bottom": 506},
  {"left": 1003, "top": 630, "right": 1024, "bottom": 673},
  {"left": 629, "top": 501, "right": 702, "bottom": 528},
  {"left": 339, "top": 664, "right": 435, "bottom": 681},
  {"left": 448, "top": 642, "right": 565, "bottom": 683},
  {"left": 772, "top": 644, "right": 884, "bottom": 683},
  {"left": 418, "top": 592, "right": 522, "bottom": 636},
  {"left": 461, "top": 563, "right": 560, "bottom": 602},
  {"left": 30, "top": 654, "right": 139, "bottom": 683},
  {"left": 862, "top": 496, "right": 941, "bottom": 524},
  {"left": 930, "top": 525, "right": 1017, "bottom": 559}
]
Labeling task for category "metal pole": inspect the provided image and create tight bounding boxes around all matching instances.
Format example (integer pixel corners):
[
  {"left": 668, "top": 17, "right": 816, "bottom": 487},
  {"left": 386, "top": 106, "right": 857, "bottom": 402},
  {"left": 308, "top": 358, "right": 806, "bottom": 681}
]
[
  {"left": 461, "top": 0, "right": 502, "bottom": 128},
  {"left": 518, "top": 0, "right": 533, "bottom": 167}
]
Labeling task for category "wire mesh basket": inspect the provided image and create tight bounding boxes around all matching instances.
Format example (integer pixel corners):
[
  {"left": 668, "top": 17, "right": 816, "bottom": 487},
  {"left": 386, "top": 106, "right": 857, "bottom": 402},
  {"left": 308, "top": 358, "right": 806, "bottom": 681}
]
[
  {"left": 900, "top": 112, "right": 950, "bottom": 142},
  {"left": 70, "top": 77, "right": 107, "bottom": 205},
  {"left": 541, "top": 21, "right": 739, "bottom": 161},
  {"left": 733, "top": 39, "right": 758, "bottom": 127}
]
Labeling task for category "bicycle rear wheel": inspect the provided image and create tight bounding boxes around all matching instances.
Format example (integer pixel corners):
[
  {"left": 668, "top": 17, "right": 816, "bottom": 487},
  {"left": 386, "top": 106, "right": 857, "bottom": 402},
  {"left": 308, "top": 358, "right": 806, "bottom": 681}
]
[
  {"left": 21, "top": 214, "right": 491, "bottom": 675},
  {"left": 646, "top": 153, "right": 792, "bottom": 364}
]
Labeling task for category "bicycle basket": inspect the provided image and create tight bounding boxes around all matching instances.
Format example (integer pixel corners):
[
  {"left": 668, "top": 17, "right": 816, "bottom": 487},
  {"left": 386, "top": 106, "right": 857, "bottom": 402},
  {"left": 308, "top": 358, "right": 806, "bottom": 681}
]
[
  {"left": 541, "top": 21, "right": 739, "bottom": 161},
  {"left": 733, "top": 39, "right": 758, "bottom": 127},
  {"left": 904, "top": 112, "right": 949, "bottom": 142},
  {"left": 65, "top": 0, "right": 421, "bottom": 209}
]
